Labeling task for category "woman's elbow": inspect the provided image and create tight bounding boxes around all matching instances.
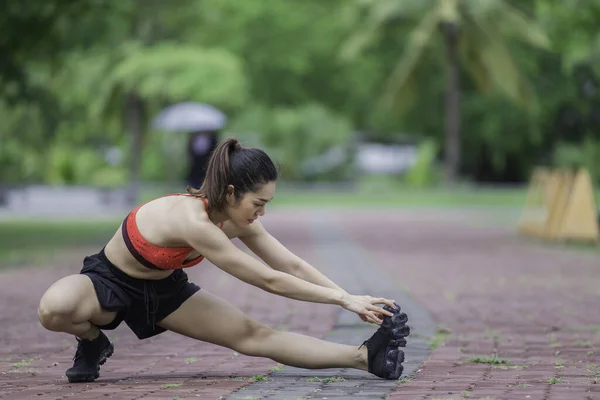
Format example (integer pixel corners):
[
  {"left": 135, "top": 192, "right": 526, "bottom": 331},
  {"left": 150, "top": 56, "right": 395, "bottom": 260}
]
[
  {"left": 287, "top": 260, "right": 305, "bottom": 278},
  {"left": 260, "top": 271, "right": 284, "bottom": 294}
]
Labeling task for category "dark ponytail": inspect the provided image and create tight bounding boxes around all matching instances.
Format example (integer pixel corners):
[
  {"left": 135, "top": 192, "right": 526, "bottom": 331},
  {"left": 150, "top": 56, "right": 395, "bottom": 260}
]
[{"left": 187, "top": 137, "right": 278, "bottom": 211}]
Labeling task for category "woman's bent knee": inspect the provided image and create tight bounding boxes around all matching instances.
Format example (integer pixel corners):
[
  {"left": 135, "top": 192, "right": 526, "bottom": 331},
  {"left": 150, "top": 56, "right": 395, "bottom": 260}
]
[
  {"left": 37, "top": 305, "right": 69, "bottom": 331},
  {"left": 38, "top": 275, "right": 97, "bottom": 331}
]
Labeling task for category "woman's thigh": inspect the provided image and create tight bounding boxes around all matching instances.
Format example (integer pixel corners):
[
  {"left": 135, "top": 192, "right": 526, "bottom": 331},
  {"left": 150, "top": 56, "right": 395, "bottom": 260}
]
[
  {"left": 39, "top": 274, "right": 117, "bottom": 326},
  {"left": 157, "top": 289, "right": 271, "bottom": 350}
]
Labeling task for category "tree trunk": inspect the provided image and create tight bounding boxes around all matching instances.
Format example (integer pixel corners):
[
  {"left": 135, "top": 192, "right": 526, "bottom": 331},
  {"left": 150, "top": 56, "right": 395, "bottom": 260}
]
[
  {"left": 125, "top": 92, "right": 145, "bottom": 207},
  {"left": 442, "top": 22, "right": 461, "bottom": 185}
]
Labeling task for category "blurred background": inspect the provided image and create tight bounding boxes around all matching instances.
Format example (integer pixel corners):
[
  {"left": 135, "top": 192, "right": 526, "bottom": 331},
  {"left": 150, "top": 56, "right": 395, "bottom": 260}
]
[{"left": 1, "top": 0, "right": 599, "bottom": 266}]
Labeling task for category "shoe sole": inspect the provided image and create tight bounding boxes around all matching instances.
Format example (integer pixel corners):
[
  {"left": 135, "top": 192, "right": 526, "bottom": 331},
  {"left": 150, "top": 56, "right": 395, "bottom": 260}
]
[
  {"left": 383, "top": 348, "right": 405, "bottom": 380},
  {"left": 381, "top": 305, "right": 409, "bottom": 379},
  {"left": 66, "top": 342, "right": 114, "bottom": 383},
  {"left": 382, "top": 304, "right": 410, "bottom": 342}
]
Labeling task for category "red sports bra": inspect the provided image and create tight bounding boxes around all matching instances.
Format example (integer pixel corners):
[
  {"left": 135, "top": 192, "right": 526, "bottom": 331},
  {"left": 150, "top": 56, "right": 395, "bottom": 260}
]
[{"left": 121, "top": 194, "right": 223, "bottom": 271}]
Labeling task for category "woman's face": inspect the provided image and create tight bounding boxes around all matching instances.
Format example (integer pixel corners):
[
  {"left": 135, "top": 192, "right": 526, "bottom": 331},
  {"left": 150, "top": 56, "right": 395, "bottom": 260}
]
[{"left": 226, "top": 181, "right": 276, "bottom": 226}]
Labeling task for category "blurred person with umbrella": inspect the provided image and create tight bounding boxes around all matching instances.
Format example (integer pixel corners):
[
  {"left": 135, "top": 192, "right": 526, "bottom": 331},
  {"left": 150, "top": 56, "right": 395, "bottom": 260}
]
[{"left": 153, "top": 102, "right": 226, "bottom": 188}]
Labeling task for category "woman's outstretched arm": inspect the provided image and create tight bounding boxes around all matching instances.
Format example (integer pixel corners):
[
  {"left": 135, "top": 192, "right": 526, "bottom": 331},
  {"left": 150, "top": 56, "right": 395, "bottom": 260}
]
[
  {"left": 182, "top": 217, "right": 394, "bottom": 324},
  {"left": 239, "top": 222, "right": 348, "bottom": 294}
]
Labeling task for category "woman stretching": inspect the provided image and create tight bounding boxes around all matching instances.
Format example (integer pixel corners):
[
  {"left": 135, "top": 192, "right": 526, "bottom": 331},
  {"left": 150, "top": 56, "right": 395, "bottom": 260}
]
[{"left": 37, "top": 138, "right": 410, "bottom": 383}]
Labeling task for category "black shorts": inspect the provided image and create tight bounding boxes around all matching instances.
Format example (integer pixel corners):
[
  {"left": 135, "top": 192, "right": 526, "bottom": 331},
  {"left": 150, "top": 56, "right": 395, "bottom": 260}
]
[{"left": 80, "top": 249, "right": 201, "bottom": 339}]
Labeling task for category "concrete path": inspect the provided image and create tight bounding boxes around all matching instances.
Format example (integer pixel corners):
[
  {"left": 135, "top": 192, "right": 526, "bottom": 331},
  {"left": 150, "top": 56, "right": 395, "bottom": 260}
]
[{"left": 227, "top": 213, "right": 434, "bottom": 400}]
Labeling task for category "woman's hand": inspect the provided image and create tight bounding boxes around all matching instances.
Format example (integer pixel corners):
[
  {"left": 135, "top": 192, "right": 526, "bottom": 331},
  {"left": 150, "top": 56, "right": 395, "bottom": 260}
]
[{"left": 341, "top": 294, "right": 397, "bottom": 325}]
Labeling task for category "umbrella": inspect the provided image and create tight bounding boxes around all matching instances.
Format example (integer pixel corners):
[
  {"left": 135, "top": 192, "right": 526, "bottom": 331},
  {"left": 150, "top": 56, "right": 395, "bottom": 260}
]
[{"left": 152, "top": 102, "right": 227, "bottom": 132}]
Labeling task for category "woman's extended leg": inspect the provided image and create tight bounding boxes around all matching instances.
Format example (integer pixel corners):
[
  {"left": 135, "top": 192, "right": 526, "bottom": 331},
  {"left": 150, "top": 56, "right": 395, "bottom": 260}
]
[{"left": 158, "top": 289, "right": 368, "bottom": 370}]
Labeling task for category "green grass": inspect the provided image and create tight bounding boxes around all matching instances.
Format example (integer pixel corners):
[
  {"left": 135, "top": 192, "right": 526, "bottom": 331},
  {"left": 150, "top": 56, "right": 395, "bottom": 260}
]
[
  {"left": 307, "top": 376, "right": 345, "bottom": 383},
  {"left": 161, "top": 383, "right": 182, "bottom": 389},
  {"left": 467, "top": 356, "right": 509, "bottom": 364},
  {"left": 145, "top": 174, "right": 587, "bottom": 210},
  {"left": 321, "top": 376, "right": 345, "bottom": 383},
  {"left": 251, "top": 374, "right": 267, "bottom": 382},
  {"left": 11, "top": 357, "right": 40, "bottom": 367},
  {"left": 0, "top": 219, "right": 119, "bottom": 268},
  {"left": 141, "top": 179, "right": 530, "bottom": 209},
  {"left": 492, "top": 365, "right": 528, "bottom": 369},
  {"left": 426, "top": 326, "right": 452, "bottom": 350},
  {"left": 269, "top": 363, "right": 284, "bottom": 372},
  {"left": 270, "top": 187, "right": 527, "bottom": 208}
]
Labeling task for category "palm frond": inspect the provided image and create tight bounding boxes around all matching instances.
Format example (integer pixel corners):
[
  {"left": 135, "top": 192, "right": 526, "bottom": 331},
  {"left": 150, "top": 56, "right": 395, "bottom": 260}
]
[
  {"left": 379, "top": 7, "right": 442, "bottom": 111},
  {"left": 490, "top": 1, "right": 550, "bottom": 49},
  {"left": 590, "top": 32, "right": 600, "bottom": 76},
  {"left": 111, "top": 44, "right": 247, "bottom": 108},
  {"left": 467, "top": 7, "right": 538, "bottom": 111},
  {"left": 437, "top": 0, "right": 460, "bottom": 24},
  {"left": 340, "top": 22, "right": 381, "bottom": 61},
  {"left": 459, "top": 24, "right": 494, "bottom": 95},
  {"left": 340, "top": 0, "right": 433, "bottom": 60}
]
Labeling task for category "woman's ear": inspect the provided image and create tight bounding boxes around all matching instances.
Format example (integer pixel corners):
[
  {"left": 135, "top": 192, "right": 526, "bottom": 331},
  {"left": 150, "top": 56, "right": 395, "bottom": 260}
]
[{"left": 226, "top": 185, "right": 235, "bottom": 204}]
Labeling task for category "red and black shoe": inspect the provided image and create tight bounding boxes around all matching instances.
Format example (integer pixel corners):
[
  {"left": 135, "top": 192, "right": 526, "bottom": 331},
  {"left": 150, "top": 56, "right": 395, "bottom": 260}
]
[{"left": 361, "top": 304, "right": 410, "bottom": 380}]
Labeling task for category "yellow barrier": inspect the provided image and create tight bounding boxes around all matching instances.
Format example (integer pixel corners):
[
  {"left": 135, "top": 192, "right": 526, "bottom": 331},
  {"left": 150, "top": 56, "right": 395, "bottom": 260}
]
[{"left": 518, "top": 168, "right": 599, "bottom": 242}]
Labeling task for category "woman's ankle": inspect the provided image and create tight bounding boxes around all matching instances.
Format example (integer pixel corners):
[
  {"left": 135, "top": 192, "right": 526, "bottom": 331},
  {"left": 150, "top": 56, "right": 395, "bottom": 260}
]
[
  {"left": 77, "top": 325, "right": 100, "bottom": 341},
  {"left": 356, "top": 346, "right": 368, "bottom": 371}
]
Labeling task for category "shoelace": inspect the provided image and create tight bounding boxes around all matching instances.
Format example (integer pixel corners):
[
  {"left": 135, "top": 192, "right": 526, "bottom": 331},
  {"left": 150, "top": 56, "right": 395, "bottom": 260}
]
[{"left": 72, "top": 339, "right": 87, "bottom": 363}]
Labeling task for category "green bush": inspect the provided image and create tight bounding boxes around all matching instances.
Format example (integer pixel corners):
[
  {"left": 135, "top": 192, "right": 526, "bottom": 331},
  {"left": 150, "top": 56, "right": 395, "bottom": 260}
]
[
  {"left": 554, "top": 139, "right": 600, "bottom": 185},
  {"left": 0, "top": 101, "right": 46, "bottom": 184},
  {"left": 91, "top": 167, "right": 127, "bottom": 188},
  {"left": 0, "top": 141, "right": 29, "bottom": 184},
  {"left": 405, "top": 139, "right": 441, "bottom": 187},
  {"left": 47, "top": 145, "right": 108, "bottom": 185},
  {"left": 228, "top": 103, "right": 354, "bottom": 181}
]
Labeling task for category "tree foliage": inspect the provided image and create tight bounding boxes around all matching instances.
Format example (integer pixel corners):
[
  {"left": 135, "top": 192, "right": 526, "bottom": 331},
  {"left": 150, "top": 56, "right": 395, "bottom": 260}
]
[
  {"left": 344, "top": 0, "right": 550, "bottom": 182},
  {"left": 1, "top": 0, "right": 600, "bottom": 189}
]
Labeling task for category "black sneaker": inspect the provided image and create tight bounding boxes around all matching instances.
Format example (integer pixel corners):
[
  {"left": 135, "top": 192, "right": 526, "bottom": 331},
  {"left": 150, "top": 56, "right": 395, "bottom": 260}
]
[
  {"left": 361, "top": 304, "right": 410, "bottom": 380},
  {"left": 65, "top": 330, "right": 114, "bottom": 383}
]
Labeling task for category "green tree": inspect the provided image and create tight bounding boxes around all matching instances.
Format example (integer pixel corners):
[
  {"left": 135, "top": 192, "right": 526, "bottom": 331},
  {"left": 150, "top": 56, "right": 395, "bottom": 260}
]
[
  {"left": 535, "top": 0, "right": 600, "bottom": 75},
  {"left": 344, "top": 0, "right": 550, "bottom": 183},
  {"left": 184, "top": 0, "right": 385, "bottom": 121},
  {"left": 53, "top": 42, "right": 246, "bottom": 203},
  {"left": 0, "top": 0, "right": 128, "bottom": 103},
  {"left": 228, "top": 103, "right": 354, "bottom": 180},
  {"left": 44, "top": 0, "right": 247, "bottom": 203}
]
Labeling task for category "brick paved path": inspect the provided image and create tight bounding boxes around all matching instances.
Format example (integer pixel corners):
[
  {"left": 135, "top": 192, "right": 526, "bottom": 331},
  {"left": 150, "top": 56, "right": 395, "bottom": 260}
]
[
  {"left": 339, "top": 210, "right": 600, "bottom": 400},
  {"left": 1, "top": 208, "right": 600, "bottom": 400}
]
